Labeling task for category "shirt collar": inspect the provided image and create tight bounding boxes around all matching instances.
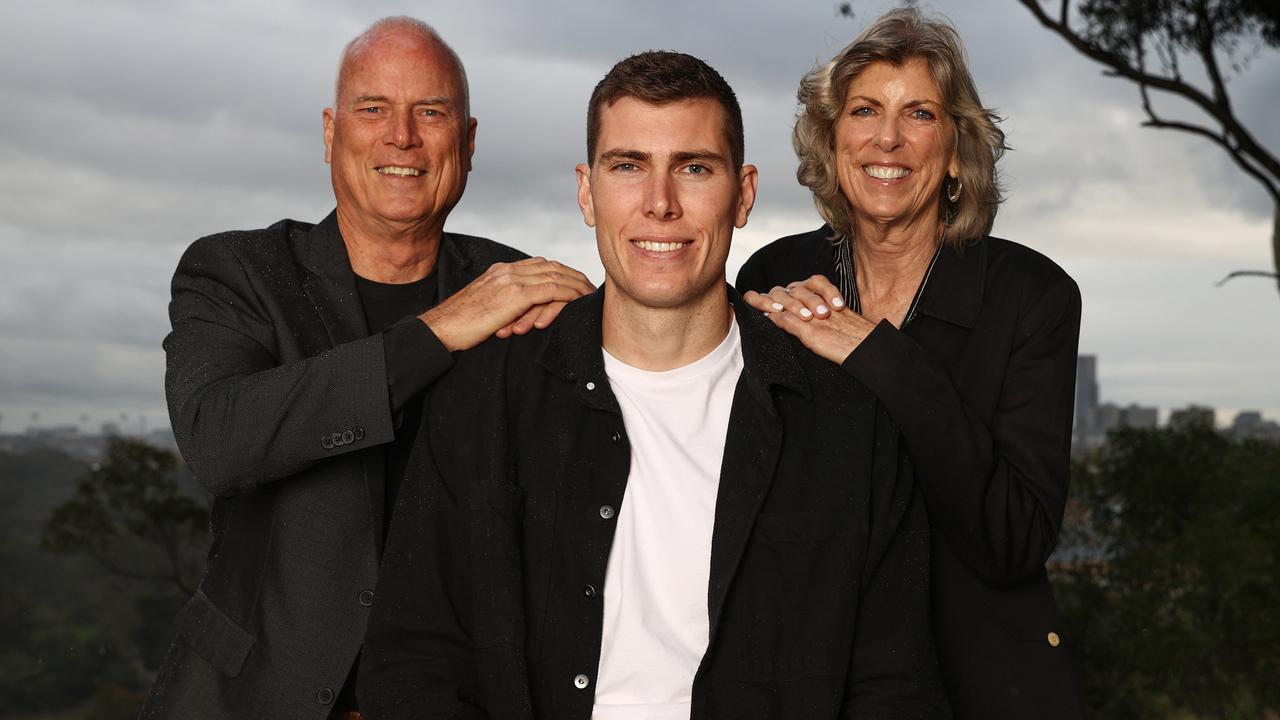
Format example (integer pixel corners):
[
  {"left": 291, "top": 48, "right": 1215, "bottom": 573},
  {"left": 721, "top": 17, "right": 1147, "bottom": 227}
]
[
  {"left": 834, "top": 226, "right": 986, "bottom": 331},
  {"left": 535, "top": 285, "right": 810, "bottom": 405},
  {"left": 911, "top": 238, "right": 986, "bottom": 329}
]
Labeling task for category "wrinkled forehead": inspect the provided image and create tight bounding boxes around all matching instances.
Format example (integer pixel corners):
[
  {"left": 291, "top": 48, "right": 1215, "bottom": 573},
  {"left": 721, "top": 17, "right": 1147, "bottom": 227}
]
[{"left": 335, "top": 31, "right": 466, "bottom": 105}]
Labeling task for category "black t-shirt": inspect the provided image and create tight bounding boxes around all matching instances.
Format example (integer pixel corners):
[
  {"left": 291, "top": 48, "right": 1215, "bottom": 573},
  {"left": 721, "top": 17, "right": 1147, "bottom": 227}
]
[
  {"left": 343, "top": 270, "right": 438, "bottom": 712},
  {"left": 354, "top": 270, "right": 438, "bottom": 540}
]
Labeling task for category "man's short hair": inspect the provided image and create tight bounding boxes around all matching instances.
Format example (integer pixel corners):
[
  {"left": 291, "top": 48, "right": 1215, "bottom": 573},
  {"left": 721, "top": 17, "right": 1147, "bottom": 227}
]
[
  {"left": 336, "top": 16, "right": 470, "bottom": 117},
  {"left": 586, "top": 51, "right": 744, "bottom": 169}
]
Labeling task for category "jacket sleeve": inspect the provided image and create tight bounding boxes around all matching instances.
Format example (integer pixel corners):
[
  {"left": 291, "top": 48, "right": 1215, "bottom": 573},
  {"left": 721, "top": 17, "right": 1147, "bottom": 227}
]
[
  {"left": 163, "top": 235, "right": 453, "bottom": 497},
  {"left": 841, "top": 407, "right": 950, "bottom": 720},
  {"left": 841, "top": 274, "right": 1081, "bottom": 586}
]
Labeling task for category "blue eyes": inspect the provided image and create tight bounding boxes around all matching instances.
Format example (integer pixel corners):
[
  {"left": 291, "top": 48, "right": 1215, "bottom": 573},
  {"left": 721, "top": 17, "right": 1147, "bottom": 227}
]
[
  {"left": 849, "top": 106, "right": 938, "bottom": 120},
  {"left": 610, "top": 163, "right": 710, "bottom": 175},
  {"left": 355, "top": 107, "right": 444, "bottom": 117}
]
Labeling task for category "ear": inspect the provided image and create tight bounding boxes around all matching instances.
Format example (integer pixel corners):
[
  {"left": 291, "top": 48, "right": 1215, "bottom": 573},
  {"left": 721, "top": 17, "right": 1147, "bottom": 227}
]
[
  {"left": 734, "top": 164, "right": 759, "bottom": 229},
  {"left": 322, "top": 108, "right": 335, "bottom": 164},
  {"left": 575, "top": 163, "right": 596, "bottom": 228},
  {"left": 464, "top": 117, "right": 478, "bottom": 172}
]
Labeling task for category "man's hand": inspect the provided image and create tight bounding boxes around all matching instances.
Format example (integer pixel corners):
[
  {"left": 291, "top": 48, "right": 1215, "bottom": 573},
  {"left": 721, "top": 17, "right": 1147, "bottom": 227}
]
[{"left": 420, "top": 257, "right": 595, "bottom": 352}]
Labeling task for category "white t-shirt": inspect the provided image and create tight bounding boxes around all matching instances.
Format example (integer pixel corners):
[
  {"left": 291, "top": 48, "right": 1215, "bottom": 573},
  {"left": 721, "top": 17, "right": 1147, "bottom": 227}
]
[{"left": 592, "top": 319, "right": 744, "bottom": 720}]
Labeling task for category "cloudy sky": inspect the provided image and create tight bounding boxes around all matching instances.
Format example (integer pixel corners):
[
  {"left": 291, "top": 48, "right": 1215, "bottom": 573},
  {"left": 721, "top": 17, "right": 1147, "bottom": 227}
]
[{"left": 2, "top": 0, "right": 1278, "bottom": 434}]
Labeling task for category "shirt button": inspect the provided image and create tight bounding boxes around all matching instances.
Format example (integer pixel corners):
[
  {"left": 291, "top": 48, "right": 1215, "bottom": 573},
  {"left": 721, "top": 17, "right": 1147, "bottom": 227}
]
[
  {"left": 583, "top": 584, "right": 597, "bottom": 598},
  {"left": 316, "top": 687, "right": 334, "bottom": 705},
  {"left": 573, "top": 673, "right": 590, "bottom": 689},
  {"left": 610, "top": 430, "right": 622, "bottom": 444},
  {"left": 598, "top": 505, "right": 616, "bottom": 520},
  {"left": 1047, "top": 631, "right": 1061, "bottom": 647},
  {"left": 585, "top": 381, "right": 596, "bottom": 391},
  {"left": 359, "top": 589, "right": 375, "bottom": 607}
]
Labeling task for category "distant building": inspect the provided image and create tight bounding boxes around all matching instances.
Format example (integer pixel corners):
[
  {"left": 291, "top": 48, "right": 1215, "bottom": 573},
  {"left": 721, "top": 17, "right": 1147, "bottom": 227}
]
[
  {"left": 1074, "top": 355, "right": 1099, "bottom": 439},
  {"left": 1169, "top": 405, "right": 1216, "bottom": 431},
  {"left": 1229, "top": 411, "right": 1280, "bottom": 443},
  {"left": 1095, "top": 402, "right": 1159, "bottom": 431}
]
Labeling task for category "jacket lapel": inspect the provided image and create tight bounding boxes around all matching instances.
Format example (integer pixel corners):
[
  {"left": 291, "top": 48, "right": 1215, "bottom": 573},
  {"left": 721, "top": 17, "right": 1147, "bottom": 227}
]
[
  {"left": 295, "top": 210, "right": 371, "bottom": 347},
  {"left": 705, "top": 293, "right": 809, "bottom": 643},
  {"left": 435, "top": 232, "right": 474, "bottom": 301}
]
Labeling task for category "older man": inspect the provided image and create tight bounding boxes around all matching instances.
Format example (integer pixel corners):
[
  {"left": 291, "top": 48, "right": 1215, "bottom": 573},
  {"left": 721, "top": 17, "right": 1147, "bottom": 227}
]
[
  {"left": 360, "top": 51, "right": 946, "bottom": 720},
  {"left": 142, "top": 17, "right": 592, "bottom": 720}
]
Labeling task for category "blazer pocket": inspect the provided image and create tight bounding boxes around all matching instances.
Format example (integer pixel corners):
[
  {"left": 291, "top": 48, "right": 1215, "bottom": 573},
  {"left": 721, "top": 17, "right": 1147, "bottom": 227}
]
[
  {"left": 173, "top": 590, "right": 256, "bottom": 678},
  {"left": 990, "top": 581, "right": 1067, "bottom": 646}
]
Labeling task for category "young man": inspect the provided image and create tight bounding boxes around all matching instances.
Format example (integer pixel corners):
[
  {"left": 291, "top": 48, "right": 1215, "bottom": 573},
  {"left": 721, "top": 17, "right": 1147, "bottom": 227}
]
[{"left": 360, "top": 52, "right": 946, "bottom": 719}]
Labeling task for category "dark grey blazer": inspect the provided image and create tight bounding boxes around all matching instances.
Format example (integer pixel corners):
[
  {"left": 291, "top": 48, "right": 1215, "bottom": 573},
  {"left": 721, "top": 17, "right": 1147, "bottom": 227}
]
[{"left": 141, "top": 211, "right": 525, "bottom": 720}]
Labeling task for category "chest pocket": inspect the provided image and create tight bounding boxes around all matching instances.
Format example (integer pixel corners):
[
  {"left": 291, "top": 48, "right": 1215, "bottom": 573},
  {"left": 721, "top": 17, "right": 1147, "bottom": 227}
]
[{"left": 737, "top": 509, "right": 862, "bottom": 682}]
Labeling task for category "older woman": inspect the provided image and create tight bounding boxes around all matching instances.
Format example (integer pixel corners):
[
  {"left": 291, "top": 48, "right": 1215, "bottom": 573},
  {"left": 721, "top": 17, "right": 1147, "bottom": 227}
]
[{"left": 737, "top": 9, "right": 1086, "bottom": 720}]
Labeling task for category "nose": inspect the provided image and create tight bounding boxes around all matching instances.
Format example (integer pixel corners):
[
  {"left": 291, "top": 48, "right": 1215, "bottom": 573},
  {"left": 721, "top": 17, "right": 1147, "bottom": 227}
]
[
  {"left": 643, "top": 171, "right": 682, "bottom": 220},
  {"left": 874, "top": 113, "right": 903, "bottom": 152},
  {"left": 387, "top": 109, "right": 421, "bottom": 150}
]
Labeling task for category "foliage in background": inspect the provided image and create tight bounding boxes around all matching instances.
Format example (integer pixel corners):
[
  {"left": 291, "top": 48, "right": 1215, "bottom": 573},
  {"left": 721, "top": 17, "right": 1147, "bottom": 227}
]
[
  {"left": 1017, "top": 0, "right": 1280, "bottom": 296},
  {"left": 42, "top": 437, "right": 207, "bottom": 596},
  {"left": 1054, "top": 418, "right": 1280, "bottom": 718},
  {"left": 0, "top": 440, "right": 209, "bottom": 717}
]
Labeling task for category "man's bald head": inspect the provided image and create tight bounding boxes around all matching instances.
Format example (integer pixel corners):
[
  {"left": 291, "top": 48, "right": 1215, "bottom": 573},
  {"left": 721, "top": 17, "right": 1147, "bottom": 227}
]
[{"left": 335, "top": 16, "right": 470, "bottom": 117}]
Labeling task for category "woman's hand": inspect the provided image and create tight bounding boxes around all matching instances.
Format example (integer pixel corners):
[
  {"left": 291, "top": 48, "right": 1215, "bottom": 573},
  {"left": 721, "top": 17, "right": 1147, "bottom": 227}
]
[
  {"left": 742, "top": 274, "right": 845, "bottom": 320},
  {"left": 743, "top": 275, "right": 877, "bottom": 365}
]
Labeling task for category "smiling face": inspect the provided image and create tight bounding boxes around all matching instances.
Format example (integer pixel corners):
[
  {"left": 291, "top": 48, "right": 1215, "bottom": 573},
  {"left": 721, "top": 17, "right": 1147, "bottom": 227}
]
[
  {"left": 576, "top": 96, "right": 757, "bottom": 312},
  {"left": 835, "top": 57, "right": 957, "bottom": 236},
  {"left": 323, "top": 30, "right": 475, "bottom": 239}
]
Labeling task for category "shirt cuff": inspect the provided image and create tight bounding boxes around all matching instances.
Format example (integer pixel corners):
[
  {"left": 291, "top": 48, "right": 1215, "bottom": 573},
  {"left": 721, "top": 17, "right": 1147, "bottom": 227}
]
[{"left": 383, "top": 316, "right": 454, "bottom": 415}]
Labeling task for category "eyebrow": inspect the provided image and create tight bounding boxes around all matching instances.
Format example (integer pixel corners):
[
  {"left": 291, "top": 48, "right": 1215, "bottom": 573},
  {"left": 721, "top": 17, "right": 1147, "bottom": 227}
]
[
  {"left": 672, "top": 150, "right": 727, "bottom": 165},
  {"left": 598, "top": 149, "right": 650, "bottom": 164},
  {"left": 351, "top": 95, "right": 454, "bottom": 106},
  {"left": 596, "top": 149, "right": 726, "bottom": 165},
  {"left": 847, "top": 95, "right": 941, "bottom": 108}
]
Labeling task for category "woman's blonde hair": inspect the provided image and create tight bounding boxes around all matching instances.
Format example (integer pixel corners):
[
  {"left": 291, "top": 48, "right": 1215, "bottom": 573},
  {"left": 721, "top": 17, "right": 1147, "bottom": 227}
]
[{"left": 794, "top": 8, "right": 1007, "bottom": 245}]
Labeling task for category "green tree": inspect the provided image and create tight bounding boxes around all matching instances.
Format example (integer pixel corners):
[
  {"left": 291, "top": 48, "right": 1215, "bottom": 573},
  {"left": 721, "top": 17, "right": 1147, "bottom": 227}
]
[
  {"left": 42, "top": 437, "right": 208, "bottom": 596},
  {"left": 1018, "top": 0, "right": 1280, "bottom": 297},
  {"left": 1054, "top": 419, "right": 1280, "bottom": 718}
]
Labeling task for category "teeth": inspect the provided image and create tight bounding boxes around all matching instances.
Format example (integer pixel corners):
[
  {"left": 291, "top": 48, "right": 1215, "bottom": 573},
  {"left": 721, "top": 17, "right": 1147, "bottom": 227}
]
[
  {"left": 377, "top": 166, "right": 421, "bottom": 176},
  {"left": 864, "top": 165, "right": 910, "bottom": 180},
  {"left": 635, "top": 240, "right": 687, "bottom": 252}
]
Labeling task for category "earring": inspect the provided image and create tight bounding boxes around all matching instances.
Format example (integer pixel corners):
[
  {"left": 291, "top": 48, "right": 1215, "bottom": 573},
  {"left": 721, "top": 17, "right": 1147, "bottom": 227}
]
[{"left": 947, "top": 176, "right": 963, "bottom": 203}]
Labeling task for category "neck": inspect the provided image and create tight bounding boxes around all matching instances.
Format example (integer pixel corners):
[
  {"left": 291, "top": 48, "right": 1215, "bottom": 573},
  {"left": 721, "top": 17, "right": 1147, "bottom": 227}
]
[
  {"left": 851, "top": 216, "right": 942, "bottom": 301},
  {"left": 336, "top": 205, "right": 444, "bottom": 283},
  {"left": 601, "top": 283, "right": 733, "bottom": 372}
]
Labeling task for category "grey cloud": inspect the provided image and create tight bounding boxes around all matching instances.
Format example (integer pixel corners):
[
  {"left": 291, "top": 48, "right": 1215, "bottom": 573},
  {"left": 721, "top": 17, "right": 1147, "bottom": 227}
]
[{"left": 2, "top": 0, "right": 1278, "bottom": 429}]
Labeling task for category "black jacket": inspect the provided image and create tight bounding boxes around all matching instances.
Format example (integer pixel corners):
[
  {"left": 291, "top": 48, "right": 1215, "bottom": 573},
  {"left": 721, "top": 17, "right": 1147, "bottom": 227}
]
[
  {"left": 736, "top": 228, "right": 1085, "bottom": 720},
  {"left": 143, "top": 211, "right": 526, "bottom": 720},
  {"left": 360, "top": 289, "right": 949, "bottom": 720}
]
